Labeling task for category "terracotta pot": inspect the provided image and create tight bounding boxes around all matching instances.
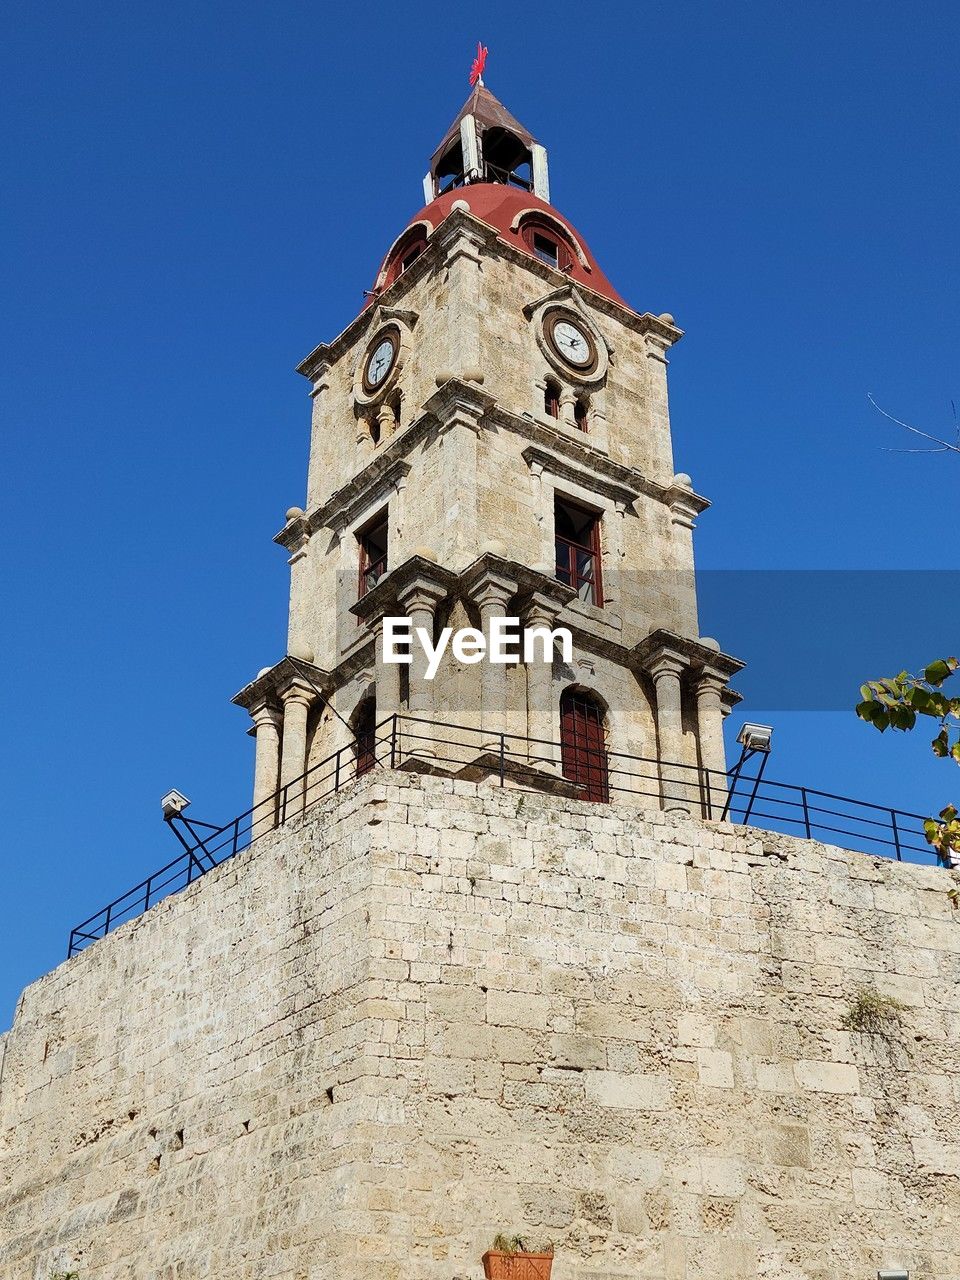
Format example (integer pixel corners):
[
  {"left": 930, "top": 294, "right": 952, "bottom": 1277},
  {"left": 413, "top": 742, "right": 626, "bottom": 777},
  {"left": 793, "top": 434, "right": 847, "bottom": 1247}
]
[{"left": 482, "top": 1250, "right": 554, "bottom": 1280}]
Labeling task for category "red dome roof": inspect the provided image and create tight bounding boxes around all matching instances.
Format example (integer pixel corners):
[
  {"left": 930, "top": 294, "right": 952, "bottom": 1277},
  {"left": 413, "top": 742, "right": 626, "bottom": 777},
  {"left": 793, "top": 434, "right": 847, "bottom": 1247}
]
[{"left": 373, "top": 184, "right": 627, "bottom": 308}]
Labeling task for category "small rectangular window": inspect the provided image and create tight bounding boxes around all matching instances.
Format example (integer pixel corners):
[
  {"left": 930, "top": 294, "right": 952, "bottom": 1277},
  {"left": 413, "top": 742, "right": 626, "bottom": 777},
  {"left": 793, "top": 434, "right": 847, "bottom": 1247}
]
[
  {"left": 532, "top": 233, "right": 559, "bottom": 267},
  {"left": 555, "top": 498, "right": 603, "bottom": 607},
  {"left": 357, "top": 513, "right": 388, "bottom": 601}
]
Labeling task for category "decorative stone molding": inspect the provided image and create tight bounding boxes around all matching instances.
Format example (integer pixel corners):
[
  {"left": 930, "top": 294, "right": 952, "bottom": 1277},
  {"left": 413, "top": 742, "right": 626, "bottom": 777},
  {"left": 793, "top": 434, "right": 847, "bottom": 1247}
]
[
  {"left": 664, "top": 473, "right": 710, "bottom": 529},
  {"left": 521, "top": 444, "right": 643, "bottom": 509},
  {"left": 231, "top": 656, "right": 332, "bottom": 713},
  {"left": 524, "top": 283, "right": 612, "bottom": 387},
  {"left": 275, "top": 460, "right": 412, "bottom": 548}
]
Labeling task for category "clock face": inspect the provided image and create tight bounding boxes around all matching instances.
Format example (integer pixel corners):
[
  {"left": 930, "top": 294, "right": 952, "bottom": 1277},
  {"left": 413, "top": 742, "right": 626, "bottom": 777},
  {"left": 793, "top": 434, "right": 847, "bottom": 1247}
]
[
  {"left": 364, "top": 335, "right": 397, "bottom": 389},
  {"left": 550, "top": 318, "right": 594, "bottom": 368}
]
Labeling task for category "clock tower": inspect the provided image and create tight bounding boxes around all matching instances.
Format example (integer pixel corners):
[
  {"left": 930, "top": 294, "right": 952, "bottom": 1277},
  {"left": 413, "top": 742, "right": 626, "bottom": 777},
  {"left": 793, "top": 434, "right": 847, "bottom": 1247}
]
[{"left": 232, "top": 80, "right": 743, "bottom": 822}]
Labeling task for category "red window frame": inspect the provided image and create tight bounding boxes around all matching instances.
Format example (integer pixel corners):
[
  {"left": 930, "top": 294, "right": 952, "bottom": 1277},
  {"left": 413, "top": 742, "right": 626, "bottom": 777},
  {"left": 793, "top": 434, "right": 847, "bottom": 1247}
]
[
  {"left": 560, "top": 691, "right": 609, "bottom": 802},
  {"left": 544, "top": 379, "right": 561, "bottom": 419},
  {"left": 520, "top": 219, "right": 574, "bottom": 273},
  {"left": 555, "top": 499, "right": 603, "bottom": 607},
  {"left": 574, "top": 399, "right": 589, "bottom": 432},
  {"left": 357, "top": 515, "right": 388, "bottom": 601}
]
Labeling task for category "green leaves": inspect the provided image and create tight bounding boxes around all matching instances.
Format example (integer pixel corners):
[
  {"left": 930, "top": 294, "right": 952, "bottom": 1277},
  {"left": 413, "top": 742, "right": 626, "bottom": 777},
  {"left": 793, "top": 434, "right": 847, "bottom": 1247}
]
[
  {"left": 924, "top": 657, "right": 959, "bottom": 686},
  {"left": 856, "top": 658, "right": 960, "bottom": 876}
]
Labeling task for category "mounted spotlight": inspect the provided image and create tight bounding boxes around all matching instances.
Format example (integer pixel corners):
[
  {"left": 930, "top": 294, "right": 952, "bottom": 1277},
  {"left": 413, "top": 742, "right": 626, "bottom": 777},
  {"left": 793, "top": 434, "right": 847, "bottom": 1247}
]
[
  {"left": 721, "top": 723, "right": 775, "bottom": 825},
  {"left": 161, "top": 789, "right": 191, "bottom": 820},
  {"left": 878, "top": 1270, "right": 908, "bottom": 1280},
  {"left": 736, "top": 722, "right": 773, "bottom": 753}
]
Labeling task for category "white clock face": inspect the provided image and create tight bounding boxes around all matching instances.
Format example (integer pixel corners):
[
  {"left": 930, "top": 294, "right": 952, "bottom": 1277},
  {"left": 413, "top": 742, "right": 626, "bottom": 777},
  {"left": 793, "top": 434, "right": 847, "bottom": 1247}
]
[
  {"left": 552, "top": 320, "right": 592, "bottom": 366},
  {"left": 366, "top": 338, "right": 396, "bottom": 387}
]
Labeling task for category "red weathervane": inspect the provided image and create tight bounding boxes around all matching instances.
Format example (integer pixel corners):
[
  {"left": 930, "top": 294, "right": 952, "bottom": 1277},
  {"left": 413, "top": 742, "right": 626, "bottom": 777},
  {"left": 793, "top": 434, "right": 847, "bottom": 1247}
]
[{"left": 469, "top": 42, "right": 488, "bottom": 87}]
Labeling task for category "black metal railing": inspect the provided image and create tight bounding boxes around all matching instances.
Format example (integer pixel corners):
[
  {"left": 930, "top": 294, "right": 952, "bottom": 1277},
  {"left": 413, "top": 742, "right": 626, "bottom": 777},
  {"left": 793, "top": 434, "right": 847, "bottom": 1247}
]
[{"left": 67, "top": 714, "right": 946, "bottom": 957}]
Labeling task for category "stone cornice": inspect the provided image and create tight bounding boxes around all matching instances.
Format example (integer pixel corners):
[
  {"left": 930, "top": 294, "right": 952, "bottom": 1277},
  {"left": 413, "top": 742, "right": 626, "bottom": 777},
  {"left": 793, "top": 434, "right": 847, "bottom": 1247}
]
[
  {"left": 350, "top": 555, "right": 459, "bottom": 624},
  {"left": 633, "top": 628, "right": 745, "bottom": 681},
  {"left": 295, "top": 209, "right": 683, "bottom": 383},
  {"left": 231, "top": 656, "right": 332, "bottom": 712},
  {"left": 291, "top": 387, "right": 710, "bottom": 550},
  {"left": 276, "top": 459, "right": 414, "bottom": 549},
  {"left": 521, "top": 444, "right": 646, "bottom": 509}
]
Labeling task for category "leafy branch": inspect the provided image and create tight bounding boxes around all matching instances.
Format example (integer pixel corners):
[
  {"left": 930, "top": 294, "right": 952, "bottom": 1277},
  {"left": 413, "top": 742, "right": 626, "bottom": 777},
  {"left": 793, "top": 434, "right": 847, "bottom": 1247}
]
[{"left": 856, "top": 657, "right": 960, "bottom": 893}]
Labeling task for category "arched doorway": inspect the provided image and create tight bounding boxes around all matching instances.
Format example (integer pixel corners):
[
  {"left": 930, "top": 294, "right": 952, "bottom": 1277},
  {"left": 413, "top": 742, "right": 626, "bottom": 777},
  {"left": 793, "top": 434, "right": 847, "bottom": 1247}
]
[
  {"left": 353, "top": 698, "right": 377, "bottom": 778},
  {"left": 560, "top": 688, "right": 609, "bottom": 803}
]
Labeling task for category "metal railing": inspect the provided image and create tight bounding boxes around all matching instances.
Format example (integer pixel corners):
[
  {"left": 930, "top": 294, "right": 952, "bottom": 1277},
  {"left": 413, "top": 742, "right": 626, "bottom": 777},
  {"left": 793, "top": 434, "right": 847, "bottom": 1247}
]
[{"left": 67, "top": 715, "right": 946, "bottom": 957}]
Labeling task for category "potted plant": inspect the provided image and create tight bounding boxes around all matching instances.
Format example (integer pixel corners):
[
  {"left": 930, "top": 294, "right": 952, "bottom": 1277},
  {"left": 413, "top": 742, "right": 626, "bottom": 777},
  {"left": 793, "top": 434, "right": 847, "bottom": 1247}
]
[{"left": 482, "top": 1234, "right": 554, "bottom": 1280}]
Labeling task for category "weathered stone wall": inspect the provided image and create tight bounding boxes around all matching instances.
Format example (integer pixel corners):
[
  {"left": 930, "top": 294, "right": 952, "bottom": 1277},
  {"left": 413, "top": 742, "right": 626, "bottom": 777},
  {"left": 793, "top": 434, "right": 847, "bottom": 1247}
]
[{"left": 3, "top": 773, "right": 958, "bottom": 1280}]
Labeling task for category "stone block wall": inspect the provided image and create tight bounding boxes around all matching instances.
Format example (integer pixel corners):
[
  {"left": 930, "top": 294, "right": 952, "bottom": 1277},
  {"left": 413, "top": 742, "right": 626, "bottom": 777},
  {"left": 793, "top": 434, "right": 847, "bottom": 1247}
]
[{"left": 2, "top": 772, "right": 958, "bottom": 1280}]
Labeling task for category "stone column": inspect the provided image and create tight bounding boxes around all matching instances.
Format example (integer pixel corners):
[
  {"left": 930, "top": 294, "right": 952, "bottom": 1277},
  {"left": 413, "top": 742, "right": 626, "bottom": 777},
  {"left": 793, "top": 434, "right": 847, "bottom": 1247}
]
[
  {"left": 696, "top": 670, "right": 729, "bottom": 817},
  {"left": 250, "top": 703, "right": 282, "bottom": 837},
  {"left": 559, "top": 388, "right": 577, "bottom": 430},
  {"left": 470, "top": 570, "right": 517, "bottom": 752},
  {"left": 524, "top": 593, "right": 563, "bottom": 771},
  {"left": 377, "top": 400, "right": 396, "bottom": 444},
  {"left": 374, "top": 611, "right": 403, "bottom": 765},
  {"left": 279, "top": 682, "right": 314, "bottom": 818},
  {"left": 646, "top": 650, "right": 692, "bottom": 813},
  {"left": 397, "top": 580, "right": 446, "bottom": 757}
]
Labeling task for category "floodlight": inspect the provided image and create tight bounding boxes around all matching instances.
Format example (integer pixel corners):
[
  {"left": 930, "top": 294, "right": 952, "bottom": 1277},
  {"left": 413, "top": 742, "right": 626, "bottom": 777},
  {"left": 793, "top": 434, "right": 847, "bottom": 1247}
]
[
  {"left": 161, "top": 789, "right": 191, "bottom": 820},
  {"left": 736, "top": 722, "right": 773, "bottom": 754},
  {"left": 878, "top": 1271, "right": 908, "bottom": 1280}
]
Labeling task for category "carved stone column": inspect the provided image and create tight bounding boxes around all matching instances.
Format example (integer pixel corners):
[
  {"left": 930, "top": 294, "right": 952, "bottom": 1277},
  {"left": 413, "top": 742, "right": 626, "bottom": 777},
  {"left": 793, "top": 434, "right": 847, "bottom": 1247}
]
[
  {"left": 645, "top": 649, "right": 691, "bottom": 813},
  {"left": 559, "top": 387, "right": 577, "bottom": 430},
  {"left": 468, "top": 568, "right": 518, "bottom": 751},
  {"left": 377, "top": 400, "right": 397, "bottom": 444},
  {"left": 250, "top": 704, "right": 282, "bottom": 836},
  {"left": 696, "top": 669, "right": 729, "bottom": 816},
  {"left": 524, "top": 592, "right": 563, "bottom": 771},
  {"left": 279, "top": 681, "right": 314, "bottom": 817},
  {"left": 374, "top": 610, "right": 403, "bottom": 760},
  {"left": 397, "top": 579, "right": 447, "bottom": 756}
]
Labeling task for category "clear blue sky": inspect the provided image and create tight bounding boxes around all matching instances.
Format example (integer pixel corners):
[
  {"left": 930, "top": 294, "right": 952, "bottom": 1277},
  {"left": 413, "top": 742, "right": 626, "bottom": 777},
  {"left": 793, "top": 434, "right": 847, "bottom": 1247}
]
[{"left": 2, "top": 0, "right": 958, "bottom": 1024}]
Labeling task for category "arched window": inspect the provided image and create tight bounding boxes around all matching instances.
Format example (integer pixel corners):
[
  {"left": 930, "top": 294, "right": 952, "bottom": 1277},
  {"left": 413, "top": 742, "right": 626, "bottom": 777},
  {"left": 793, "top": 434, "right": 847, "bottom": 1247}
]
[
  {"left": 384, "top": 229, "right": 428, "bottom": 287},
  {"left": 560, "top": 689, "right": 609, "bottom": 802},
  {"left": 544, "top": 378, "right": 561, "bottom": 419},
  {"left": 520, "top": 218, "right": 574, "bottom": 273},
  {"left": 574, "top": 397, "right": 589, "bottom": 432},
  {"left": 354, "top": 698, "right": 377, "bottom": 777}
]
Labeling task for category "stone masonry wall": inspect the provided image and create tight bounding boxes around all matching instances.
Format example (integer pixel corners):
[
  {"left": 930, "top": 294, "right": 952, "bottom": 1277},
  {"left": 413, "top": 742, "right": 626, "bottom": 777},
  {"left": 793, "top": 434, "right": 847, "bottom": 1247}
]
[{"left": 1, "top": 773, "right": 959, "bottom": 1280}]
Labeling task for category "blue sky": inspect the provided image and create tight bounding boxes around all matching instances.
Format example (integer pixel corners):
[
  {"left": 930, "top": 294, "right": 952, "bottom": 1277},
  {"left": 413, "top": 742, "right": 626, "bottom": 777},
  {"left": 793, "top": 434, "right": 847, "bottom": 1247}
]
[{"left": 1, "top": 0, "right": 958, "bottom": 1024}]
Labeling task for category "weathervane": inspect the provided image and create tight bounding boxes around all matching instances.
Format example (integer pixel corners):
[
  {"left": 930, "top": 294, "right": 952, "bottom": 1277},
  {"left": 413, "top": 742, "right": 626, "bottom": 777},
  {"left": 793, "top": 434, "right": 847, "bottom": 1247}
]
[{"left": 470, "top": 42, "right": 488, "bottom": 87}]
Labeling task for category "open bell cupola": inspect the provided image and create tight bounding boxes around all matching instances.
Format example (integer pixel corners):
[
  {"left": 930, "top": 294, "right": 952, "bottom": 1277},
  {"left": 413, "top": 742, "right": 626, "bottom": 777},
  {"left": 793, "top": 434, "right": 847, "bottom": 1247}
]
[{"left": 423, "top": 83, "right": 550, "bottom": 203}]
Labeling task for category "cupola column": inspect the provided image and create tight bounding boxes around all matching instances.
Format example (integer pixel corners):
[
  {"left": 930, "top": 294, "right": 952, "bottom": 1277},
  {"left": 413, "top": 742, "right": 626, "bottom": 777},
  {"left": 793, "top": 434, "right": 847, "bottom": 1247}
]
[
  {"left": 279, "top": 681, "right": 315, "bottom": 817},
  {"left": 643, "top": 648, "right": 692, "bottom": 814},
  {"left": 250, "top": 703, "right": 282, "bottom": 836}
]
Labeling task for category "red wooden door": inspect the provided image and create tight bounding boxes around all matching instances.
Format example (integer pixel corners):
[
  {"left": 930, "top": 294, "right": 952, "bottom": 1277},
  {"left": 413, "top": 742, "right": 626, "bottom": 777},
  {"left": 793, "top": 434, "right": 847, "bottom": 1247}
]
[
  {"left": 355, "top": 702, "right": 377, "bottom": 777},
  {"left": 560, "top": 692, "right": 609, "bottom": 802}
]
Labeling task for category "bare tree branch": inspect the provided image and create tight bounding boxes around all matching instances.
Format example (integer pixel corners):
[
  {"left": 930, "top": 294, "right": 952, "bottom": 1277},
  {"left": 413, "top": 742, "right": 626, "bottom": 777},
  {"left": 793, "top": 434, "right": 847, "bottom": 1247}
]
[{"left": 868, "top": 393, "right": 960, "bottom": 454}]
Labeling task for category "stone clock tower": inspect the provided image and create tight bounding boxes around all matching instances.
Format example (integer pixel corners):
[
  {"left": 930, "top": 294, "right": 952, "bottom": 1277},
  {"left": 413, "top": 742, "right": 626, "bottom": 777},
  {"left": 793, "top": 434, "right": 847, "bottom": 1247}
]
[
  {"left": 233, "top": 81, "right": 742, "bottom": 818},
  {"left": 3, "top": 79, "right": 956, "bottom": 1280}
]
